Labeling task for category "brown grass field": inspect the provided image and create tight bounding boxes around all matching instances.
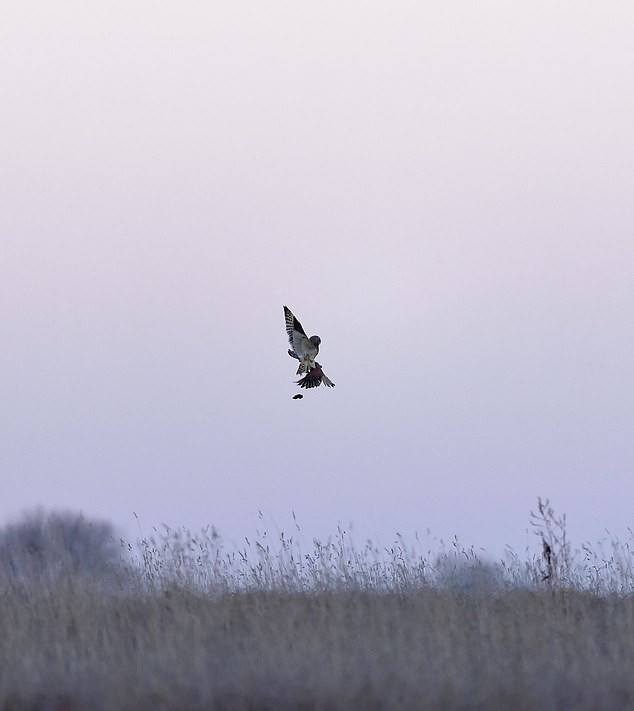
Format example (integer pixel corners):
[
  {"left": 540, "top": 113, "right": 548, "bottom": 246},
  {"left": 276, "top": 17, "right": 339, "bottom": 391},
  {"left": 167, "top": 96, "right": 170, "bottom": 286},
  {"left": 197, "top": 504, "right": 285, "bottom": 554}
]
[{"left": 1, "top": 501, "right": 633, "bottom": 710}]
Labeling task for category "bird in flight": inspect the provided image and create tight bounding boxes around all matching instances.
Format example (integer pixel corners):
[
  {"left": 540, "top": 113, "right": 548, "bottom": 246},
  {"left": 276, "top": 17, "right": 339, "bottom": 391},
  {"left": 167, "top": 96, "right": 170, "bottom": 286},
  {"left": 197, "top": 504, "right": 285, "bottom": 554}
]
[
  {"left": 284, "top": 306, "right": 335, "bottom": 388},
  {"left": 294, "top": 360, "right": 335, "bottom": 389}
]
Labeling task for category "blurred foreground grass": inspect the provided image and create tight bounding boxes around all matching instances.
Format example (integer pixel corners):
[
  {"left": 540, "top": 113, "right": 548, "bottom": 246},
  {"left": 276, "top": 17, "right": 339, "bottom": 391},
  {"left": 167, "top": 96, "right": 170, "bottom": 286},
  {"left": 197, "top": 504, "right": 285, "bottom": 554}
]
[{"left": 1, "top": 501, "right": 633, "bottom": 710}]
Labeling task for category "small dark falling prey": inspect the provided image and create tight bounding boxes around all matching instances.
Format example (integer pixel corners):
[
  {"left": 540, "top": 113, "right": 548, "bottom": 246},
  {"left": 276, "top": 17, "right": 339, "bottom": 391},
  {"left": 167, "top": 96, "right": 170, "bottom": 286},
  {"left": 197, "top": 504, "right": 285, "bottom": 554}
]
[{"left": 292, "top": 393, "right": 304, "bottom": 400}]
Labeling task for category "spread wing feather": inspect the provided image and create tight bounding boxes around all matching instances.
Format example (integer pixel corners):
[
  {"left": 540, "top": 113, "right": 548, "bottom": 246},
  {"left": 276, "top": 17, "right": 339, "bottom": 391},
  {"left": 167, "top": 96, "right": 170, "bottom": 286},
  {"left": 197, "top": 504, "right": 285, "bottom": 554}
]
[
  {"left": 284, "top": 306, "right": 313, "bottom": 358},
  {"left": 295, "top": 362, "right": 335, "bottom": 389}
]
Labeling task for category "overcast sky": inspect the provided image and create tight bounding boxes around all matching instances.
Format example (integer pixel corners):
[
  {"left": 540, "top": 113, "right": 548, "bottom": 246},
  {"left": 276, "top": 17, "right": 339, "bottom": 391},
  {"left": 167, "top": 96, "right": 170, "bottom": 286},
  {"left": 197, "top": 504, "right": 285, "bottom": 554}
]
[{"left": 2, "top": 1, "right": 633, "bottom": 556}]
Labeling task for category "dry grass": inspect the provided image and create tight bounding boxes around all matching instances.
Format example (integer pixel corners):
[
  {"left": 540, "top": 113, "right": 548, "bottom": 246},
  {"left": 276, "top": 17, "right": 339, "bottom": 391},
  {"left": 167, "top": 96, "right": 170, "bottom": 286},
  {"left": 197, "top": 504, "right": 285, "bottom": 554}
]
[{"left": 1, "top": 503, "right": 634, "bottom": 710}]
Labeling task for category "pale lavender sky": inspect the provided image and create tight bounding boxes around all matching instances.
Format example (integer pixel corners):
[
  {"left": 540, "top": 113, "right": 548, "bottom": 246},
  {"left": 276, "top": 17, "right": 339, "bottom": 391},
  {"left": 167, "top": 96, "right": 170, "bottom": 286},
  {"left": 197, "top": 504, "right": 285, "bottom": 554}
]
[{"left": 1, "top": 2, "right": 633, "bottom": 555}]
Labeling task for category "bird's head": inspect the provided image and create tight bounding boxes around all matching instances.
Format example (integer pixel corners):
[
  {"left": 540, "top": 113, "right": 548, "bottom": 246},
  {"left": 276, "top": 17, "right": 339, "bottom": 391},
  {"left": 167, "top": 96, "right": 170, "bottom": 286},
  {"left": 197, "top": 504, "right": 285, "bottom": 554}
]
[{"left": 309, "top": 335, "right": 321, "bottom": 347}]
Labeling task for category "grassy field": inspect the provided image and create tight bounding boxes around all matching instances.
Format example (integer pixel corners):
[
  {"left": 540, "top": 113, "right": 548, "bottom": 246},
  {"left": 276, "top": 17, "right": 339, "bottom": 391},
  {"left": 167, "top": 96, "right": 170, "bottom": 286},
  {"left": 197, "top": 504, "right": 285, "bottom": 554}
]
[{"left": 1, "top": 502, "right": 633, "bottom": 710}]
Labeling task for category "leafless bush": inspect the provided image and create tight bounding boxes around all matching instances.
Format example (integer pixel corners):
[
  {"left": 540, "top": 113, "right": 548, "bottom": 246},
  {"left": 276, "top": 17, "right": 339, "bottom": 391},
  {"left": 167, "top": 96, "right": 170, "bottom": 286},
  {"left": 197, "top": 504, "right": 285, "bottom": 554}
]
[
  {"left": 0, "top": 509, "right": 131, "bottom": 589},
  {"left": 432, "top": 545, "right": 505, "bottom": 593}
]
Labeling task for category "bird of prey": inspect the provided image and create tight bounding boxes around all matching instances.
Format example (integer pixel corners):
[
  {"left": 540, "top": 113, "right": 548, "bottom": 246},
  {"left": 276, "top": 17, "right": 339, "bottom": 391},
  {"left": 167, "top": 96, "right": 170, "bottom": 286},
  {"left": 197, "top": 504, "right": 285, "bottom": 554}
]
[
  {"left": 284, "top": 306, "right": 335, "bottom": 388},
  {"left": 294, "top": 361, "right": 335, "bottom": 389},
  {"left": 284, "top": 306, "right": 321, "bottom": 375}
]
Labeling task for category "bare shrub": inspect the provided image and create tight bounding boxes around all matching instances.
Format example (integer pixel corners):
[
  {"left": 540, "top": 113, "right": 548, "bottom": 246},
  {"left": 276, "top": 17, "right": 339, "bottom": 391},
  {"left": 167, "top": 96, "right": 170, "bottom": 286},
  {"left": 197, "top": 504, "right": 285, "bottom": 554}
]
[
  {"left": 0, "top": 509, "right": 130, "bottom": 588},
  {"left": 433, "top": 549, "right": 505, "bottom": 593}
]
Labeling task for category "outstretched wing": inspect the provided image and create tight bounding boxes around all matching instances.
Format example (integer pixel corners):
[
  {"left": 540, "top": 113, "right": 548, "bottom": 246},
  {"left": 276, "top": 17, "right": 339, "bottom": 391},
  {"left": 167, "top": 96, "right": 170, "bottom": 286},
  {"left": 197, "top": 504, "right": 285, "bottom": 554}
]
[
  {"left": 321, "top": 372, "right": 335, "bottom": 388},
  {"left": 284, "top": 306, "right": 313, "bottom": 359},
  {"left": 295, "top": 362, "right": 335, "bottom": 389}
]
